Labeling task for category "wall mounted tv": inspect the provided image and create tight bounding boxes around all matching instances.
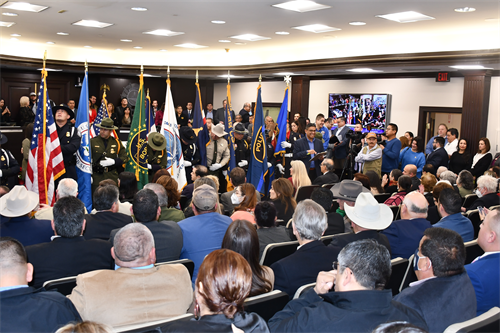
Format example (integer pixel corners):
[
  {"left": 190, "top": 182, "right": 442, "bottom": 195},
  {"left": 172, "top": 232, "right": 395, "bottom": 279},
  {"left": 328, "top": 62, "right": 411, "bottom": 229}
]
[{"left": 328, "top": 93, "right": 392, "bottom": 134}]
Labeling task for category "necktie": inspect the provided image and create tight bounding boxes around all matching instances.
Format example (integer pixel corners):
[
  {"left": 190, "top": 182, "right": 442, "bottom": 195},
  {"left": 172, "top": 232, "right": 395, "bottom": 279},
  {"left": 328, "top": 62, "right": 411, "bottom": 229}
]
[{"left": 212, "top": 139, "right": 218, "bottom": 165}]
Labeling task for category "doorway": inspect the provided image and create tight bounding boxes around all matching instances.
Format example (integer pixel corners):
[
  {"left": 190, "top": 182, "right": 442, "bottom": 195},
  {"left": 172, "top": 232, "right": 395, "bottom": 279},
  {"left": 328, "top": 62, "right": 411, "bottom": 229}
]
[{"left": 418, "top": 107, "right": 462, "bottom": 143}]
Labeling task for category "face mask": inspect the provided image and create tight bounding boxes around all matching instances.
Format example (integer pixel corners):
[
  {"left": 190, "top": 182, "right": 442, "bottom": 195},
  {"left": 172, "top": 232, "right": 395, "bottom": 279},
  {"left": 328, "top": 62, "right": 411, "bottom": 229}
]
[
  {"left": 475, "top": 189, "right": 483, "bottom": 198},
  {"left": 413, "top": 248, "right": 429, "bottom": 271},
  {"left": 231, "top": 193, "right": 244, "bottom": 205}
]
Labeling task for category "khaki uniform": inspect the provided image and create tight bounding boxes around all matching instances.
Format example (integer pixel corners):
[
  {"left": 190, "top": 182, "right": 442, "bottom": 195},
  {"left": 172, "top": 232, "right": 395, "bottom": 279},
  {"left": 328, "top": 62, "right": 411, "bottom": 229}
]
[
  {"left": 91, "top": 135, "right": 128, "bottom": 193},
  {"left": 147, "top": 145, "right": 168, "bottom": 182},
  {"left": 206, "top": 138, "right": 230, "bottom": 167}
]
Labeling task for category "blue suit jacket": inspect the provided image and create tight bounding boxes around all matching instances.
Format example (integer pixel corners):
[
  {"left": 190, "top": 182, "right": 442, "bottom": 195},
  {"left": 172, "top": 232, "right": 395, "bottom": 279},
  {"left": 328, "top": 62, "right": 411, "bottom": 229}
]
[
  {"left": 433, "top": 213, "right": 474, "bottom": 242},
  {"left": 293, "top": 137, "right": 324, "bottom": 177},
  {"left": 381, "top": 218, "right": 431, "bottom": 259},
  {"left": 426, "top": 147, "right": 449, "bottom": 171},
  {"left": 465, "top": 252, "right": 500, "bottom": 315},
  {"left": 0, "top": 215, "right": 53, "bottom": 247}
]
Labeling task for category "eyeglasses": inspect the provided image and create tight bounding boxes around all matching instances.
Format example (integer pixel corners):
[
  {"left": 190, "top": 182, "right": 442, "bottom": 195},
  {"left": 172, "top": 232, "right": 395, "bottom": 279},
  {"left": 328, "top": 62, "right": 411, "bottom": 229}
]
[{"left": 332, "top": 261, "right": 339, "bottom": 270}]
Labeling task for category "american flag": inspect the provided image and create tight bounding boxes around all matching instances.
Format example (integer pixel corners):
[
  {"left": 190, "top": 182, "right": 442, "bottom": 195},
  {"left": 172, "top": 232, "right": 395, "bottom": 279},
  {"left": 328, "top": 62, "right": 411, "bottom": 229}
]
[
  {"left": 25, "top": 72, "right": 66, "bottom": 206},
  {"left": 90, "top": 96, "right": 109, "bottom": 138}
]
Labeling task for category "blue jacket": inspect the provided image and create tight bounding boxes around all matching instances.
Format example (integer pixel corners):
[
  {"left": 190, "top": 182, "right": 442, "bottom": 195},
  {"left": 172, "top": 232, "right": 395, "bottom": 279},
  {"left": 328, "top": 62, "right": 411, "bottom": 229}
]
[
  {"left": 433, "top": 213, "right": 474, "bottom": 242},
  {"left": 317, "top": 125, "right": 330, "bottom": 150},
  {"left": 0, "top": 215, "right": 53, "bottom": 247},
  {"left": 293, "top": 137, "right": 324, "bottom": 177},
  {"left": 465, "top": 252, "right": 500, "bottom": 315},
  {"left": 399, "top": 148, "right": 426, "bottom": 178},
  {"left": 382, "top": 138, "right": 401, "bottom": 173},
  {"left": 425, "top": 135, "right": 448, "bottom": 155},
  {"left": 381, "top": 218, "right": 431, "bottom": 259}
]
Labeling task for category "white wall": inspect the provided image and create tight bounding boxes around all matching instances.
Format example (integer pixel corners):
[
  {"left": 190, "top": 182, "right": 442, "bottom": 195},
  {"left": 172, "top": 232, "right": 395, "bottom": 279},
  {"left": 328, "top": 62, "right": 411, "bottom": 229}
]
[{"left": 487, "top": 77, "right": 500, "bottom": 154}]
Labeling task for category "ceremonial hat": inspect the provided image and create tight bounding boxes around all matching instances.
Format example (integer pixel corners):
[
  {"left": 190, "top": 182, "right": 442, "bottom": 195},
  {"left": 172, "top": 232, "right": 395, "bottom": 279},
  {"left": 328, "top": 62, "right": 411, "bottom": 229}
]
[
  {"left": 148, "top": 132, "right": 167, "bottom": 151},
  {"left": 212, "top": 124, "right": 228, "bottom": 137},
  {"left": 52, "top": 104, "right": 75, "bottom": 120},
  {"left": 233, "top": 122, "right": 248, "bottom": 135},
  {"left": 179, "top": 127, "right": 197, "bottom": 145},
  {"left": 95, "top": 118, "right": 118, "bottom": 130}
]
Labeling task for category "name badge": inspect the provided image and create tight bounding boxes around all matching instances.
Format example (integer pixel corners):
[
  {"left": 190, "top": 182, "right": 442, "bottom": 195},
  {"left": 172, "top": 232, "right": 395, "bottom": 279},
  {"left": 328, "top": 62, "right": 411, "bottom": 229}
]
[{"left": 110, "top": 149, "right": 115, "bottom": 154}]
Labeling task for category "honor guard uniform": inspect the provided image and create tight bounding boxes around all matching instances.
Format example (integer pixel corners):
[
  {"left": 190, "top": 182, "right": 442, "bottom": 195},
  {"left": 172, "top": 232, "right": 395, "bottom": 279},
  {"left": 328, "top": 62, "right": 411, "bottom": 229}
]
[
  {"left": 180, "top": 127, "right": 200, "bottom": 184},
  {"left": 207, "top": 124, "right": 230, "bottom": 191},
  {"left": 53, "top": 104, "right": 79, "bottom": 183},
  {"left": 147, "top": 132, "right": 168, "bottom": 182},
  {"left": 0, "top": 132, "right": 20, "bottom": 189},
  {"left": 233, "top": 122, "right": 250, "bottom": 171},
  {"left": 90, "top": 118, "right": 127, "bottom": 194}
]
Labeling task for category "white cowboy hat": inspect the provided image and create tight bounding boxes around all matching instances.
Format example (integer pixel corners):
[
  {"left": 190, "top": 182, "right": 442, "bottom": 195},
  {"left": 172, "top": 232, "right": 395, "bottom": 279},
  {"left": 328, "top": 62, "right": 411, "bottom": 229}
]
[
  {"left": 212, "top": 124, "right": 228, "bottom": 137},
  {"left": 344, "top": 192, "right": 393, "bottom": 230},
  {"left": 0, "top": 186, "right": 39, "bottom": 217}
]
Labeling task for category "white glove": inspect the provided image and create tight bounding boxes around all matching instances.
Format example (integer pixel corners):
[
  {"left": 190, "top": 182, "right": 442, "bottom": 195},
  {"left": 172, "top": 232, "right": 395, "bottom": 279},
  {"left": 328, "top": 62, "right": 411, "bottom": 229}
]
[
  {"left": 0, "top": 170, "right": 3, "bottom": 177},
  {"left": 238, "top": 160, "right": 248, "bottom": 167},
  {"left": 222, "top": 170, "right": 227, "bottom": 177},
  {"left": 99, "top": 157, "right": 115, "bottom": 167},
  {"left": 284, "top": 153, "right": 293, "bottom": 158},
  {"left": 147, "top": 164, "right": 152, "bottom": 170},
  {"left": 209, "top": 163, "right": 222, "bottom": 171},
  {"left": 184, "top": 161, "right": 192, "bottom": 167},
  {"left": 277, "top": 163, "right": 285, "bottom": 174},
  {"left": 267, "top": 162, "right": 272, "bottom": 168},
  {"left": 281, "top": 141, "right": 292, "bottom": 149}
]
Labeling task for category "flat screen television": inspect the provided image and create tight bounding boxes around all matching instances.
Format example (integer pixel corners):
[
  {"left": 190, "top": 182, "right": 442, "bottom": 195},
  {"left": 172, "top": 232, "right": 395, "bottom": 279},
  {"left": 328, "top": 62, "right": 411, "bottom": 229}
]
[{"left": 328, "top": 93, "right": 391, "bottom": 134}]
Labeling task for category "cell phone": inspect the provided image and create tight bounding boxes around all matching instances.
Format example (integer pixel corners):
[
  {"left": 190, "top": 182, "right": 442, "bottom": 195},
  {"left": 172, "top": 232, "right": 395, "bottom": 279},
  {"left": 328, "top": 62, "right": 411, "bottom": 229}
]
[{"left": 478, "top": 206, "right": 484, "bottom": 215}]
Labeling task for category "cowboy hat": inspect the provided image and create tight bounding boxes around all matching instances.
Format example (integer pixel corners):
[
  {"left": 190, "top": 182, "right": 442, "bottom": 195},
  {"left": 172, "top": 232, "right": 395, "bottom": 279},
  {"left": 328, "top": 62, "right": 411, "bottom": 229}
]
[
  {"left": 148, "top": 132, "right": 167, "bottom": 151},
  {"left": 0, "top": 186, "right": 39, "bottom": 217},
  {"left": 179, "top": 127, "right": 197, "bottom": 145},
  {"left": 233, "top": 122, "right": 248, "bottom": 135},
  {"left": 344, "top": 192, "right": 393, "bottom": 230},
  {"left": 95, "top": 118, "right": 118, "bottom": 130},
  {"left": 0, "top": 132, "right": 8, "bottom": 145},
  {"left": 330, "top": 180, "right": 370, "bottom": 202},
  {"left": 52, "top": 104, "right": 75, "bottom": 120},
  {"left": 212, "top": 124, "right": 228, "bottom": 137}
]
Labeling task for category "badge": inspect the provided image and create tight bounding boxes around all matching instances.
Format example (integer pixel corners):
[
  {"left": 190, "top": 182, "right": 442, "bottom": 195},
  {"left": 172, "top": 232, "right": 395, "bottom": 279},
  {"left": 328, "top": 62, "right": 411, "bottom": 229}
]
[
  {"left": 66, "top": 132, "right": 70, "bottom": 137},
  {"left": 0, "top": 156, "right": 4, "bottom": 161},
  {"left": 157, "top": 158, "right": 161, "bottom": 163},
  {"left": 111, "top": 145, "right": 116, "bottom": 147},
  {"left": 110, "top": 149, "right": 115, "bottom": 154},
  {"left": 95, "top": 145, "right": 100, "bottom": 148}
]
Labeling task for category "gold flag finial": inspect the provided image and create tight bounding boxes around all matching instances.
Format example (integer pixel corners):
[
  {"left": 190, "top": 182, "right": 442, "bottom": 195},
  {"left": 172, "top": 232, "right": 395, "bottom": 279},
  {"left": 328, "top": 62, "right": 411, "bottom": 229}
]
[
  {"left": 43, "top": 50, "right": 47, "bottom": 69},
  {"left": 196, "top": 70, "right": 199, "bottom": 84},
  {"left": 147, "top": 88, "right": 150, "bottom": 97},
  {"left": 100, "top": 84, "right": 110, "bottom": 95},
  {"left": 227, "top": 70, "right": 230, "bottom": 84},
  {"left": 167, "top": 66, "right": 170, "bottom": 79},
  {"left": 84, "top": 59, "right": 88, "bottom": 72},
  {"left": 140, "top": 64, "right": 144, "bottom": 74},
  {"left": 259, "top": 74, "right": 262, "bottom": 84}
]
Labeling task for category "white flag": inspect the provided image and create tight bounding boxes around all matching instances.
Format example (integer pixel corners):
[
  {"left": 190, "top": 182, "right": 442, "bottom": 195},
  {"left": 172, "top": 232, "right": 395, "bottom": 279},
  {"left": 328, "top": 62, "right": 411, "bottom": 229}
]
[{"left": 161, "top": 79, "right": 187, "bottom": 190}]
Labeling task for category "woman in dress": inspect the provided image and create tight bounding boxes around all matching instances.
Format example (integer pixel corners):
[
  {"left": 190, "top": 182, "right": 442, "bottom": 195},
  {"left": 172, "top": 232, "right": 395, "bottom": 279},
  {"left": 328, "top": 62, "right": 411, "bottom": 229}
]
[
  {"left": 449, "top": 138, "right": 471, "bottom": 175},
  {"left": 470, "top": 138, "right": 492, "bottom": 179}
]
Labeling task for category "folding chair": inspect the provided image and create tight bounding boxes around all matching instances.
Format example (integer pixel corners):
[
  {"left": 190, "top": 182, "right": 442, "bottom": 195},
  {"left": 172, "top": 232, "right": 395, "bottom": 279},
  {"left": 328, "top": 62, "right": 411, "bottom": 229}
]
[
  {"left": 374, "top": 193, "right": 391, "bottom": 203},
  {"left": 462, "top": 194, "right": 478, "bottom": 209},
  {"left": 293, "top": 282, "right": 316, "bottom": 299},
  {"left": 464, "top": 239, "right": 485, "bottom": 265},
  {"left": 259, "top": 240, "right": 299, "bottom": 267},
  {"left": 295, "top": 185, "right": 320, "bottom": 203},
  {"left": 155, "top": 259, "right": 195, "bottom": 280},
  {"left": 466, "top": 210, "right": 482, "bottom": 239},
  {"left": 400, "top": 254, "right": 418, "bottom": 293},
  {"left": 43, "top": 276, "right": 77, "bottom": 296},
  {"left": 116, "top": 314, "right": 195, "bottom": 333},
  {"left": 244, "top": 290, "right": 289, "bottom": 322},
  {"left": 444, "top": 307, "right": 500, "bottom": 333},
  {"left": 386, "top": 257, "right": 409, "bottom": 296}
]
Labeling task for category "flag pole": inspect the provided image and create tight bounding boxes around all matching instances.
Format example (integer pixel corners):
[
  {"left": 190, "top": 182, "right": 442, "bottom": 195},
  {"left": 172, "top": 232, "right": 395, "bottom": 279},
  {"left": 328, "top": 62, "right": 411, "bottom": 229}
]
[{"left": 196, "top": 70, "right": 198, "bottom": 84}]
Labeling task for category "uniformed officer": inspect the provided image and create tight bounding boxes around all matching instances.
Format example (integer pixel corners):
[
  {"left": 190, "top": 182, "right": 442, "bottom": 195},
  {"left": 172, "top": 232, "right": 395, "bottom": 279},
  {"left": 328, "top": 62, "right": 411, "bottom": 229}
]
[
  {"left": 147, "top": 132, "right": 168, "bottom": 182},
  {"left": 53, "top": 104, "right": 79, "bottom": 184},
  {"left": 179, "top": 127, "right": 200, "bottom": 184},
  {"left": 233, "top": 122, "right": 250, "bottom": 171},
  {"left": 207, "top": 123, "right": 230, "bottom": 191},
  {"left": 90, "top": 118, "right": 127, "bottom": 194},
  {"left": 0, "top": 132, "right": 20, "bottom": 189}
]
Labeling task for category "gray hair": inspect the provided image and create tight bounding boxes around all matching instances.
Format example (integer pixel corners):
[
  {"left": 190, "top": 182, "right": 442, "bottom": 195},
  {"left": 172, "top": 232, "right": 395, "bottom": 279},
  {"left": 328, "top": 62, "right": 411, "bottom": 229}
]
[
  {"left": 338, "top": 239, "right": 391, "bottom": 290},
  {"left": 114, "top": 223, "right": 154, "bottom": 263},
  {"left": 57, "top": 178, "right": 78, "bottom": 198},
  {"left": 436, "top": 166, "right": 448, "bottom": 178},
  {"left": 292, "top": 199, "right": 327, "bottom": 241},
  {"left": 323, "top": 158, "right": 334, "bottom": 172},
  {"left": 402, "top": 192, "right": 428, "bottom": 215},
  {"left": 477, "top": 175, "right": 498, "bottom": 193},
  {"left": 144, "top": 183, "right": 168, "bottom": 207},
  {"left": 439, "top": 171, "right": 457, "bottom": 185}
]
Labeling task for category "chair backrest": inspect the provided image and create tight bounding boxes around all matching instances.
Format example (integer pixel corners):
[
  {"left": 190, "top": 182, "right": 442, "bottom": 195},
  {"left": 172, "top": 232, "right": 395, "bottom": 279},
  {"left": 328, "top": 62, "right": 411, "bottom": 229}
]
[
  {"left": 322, "top": 183, "right": 335, "bottom": 189},
  {"left": 259, "top": 240, "right": 300, "bottom": 266},
  {"left": 179, "top": 195, "right": 190, "bottom": 211},
  {"left": 490, "top": 205, "right": 500, "bottom": 211},
  {"left": 275, "top": 219, "right": 285, "bottom": 226},
  {"left": 117, "top": 313, "right": 195, "bottom": 333},
  {"left": 463, "top": 194, "right": 478, "bottom": 209},
  {"left": 374, "top": 193, "right": 391, "bottom": 203},
  {"left": 389, "top": 205, "right": 401, "bottom": 221},
  {"left": 443, "top": 307, "right": 500, "bottom": 333},
  {"left": 466, "top": 210, "right": 482, "bottom": 239},
  {"left": 400, "top": 254, "right": 418, "bottom": 293},
  {"left": 155, "top": 259, "right": 195, "bottom": 280},
  {"left": 321, "top": 232, "right": 350, "bottom": 246},
  {"left": 244, "top": 290, "right": 289, "bottom": 322},
  {"left": 293, "top": 282, "right": 316, "bottom": 299},
  {"left": 43, "top": 276, "right": 77, "bottom": 296},
  {"left": 386, "top": 257, "right": 410, "bottom": 296},
  {"left": 464, "top": 239, "right": 485, "bottom": 265},
  {"left": 295, "top": 185, "right": 320, "bottom": 203}
]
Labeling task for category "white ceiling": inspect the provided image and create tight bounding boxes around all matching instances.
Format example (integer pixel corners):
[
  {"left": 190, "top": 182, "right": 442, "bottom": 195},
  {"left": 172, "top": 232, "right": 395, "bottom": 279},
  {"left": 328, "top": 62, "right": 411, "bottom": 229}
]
[{"left": 0, "top": 0, "right": 499, "bottom": 71}]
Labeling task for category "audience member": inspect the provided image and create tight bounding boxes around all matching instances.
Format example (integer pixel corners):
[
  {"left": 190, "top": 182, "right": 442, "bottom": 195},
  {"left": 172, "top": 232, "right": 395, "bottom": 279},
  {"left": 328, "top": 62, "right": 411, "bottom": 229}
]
[
  {"left": 151, "top": 168, "right": 171, "bottom": 184},
  {"left": 144, "top": 183, "right": 183, "bottom": 224},
  {"left": 0, "top": 237, "right": 81, "bottom": 332},
  {"left": 271, "top": 200, "right": 337, "bottom": 299},
  {"left": 434, "top": 188, "right": 474, "bottom": 241},
  {"left": 0, "top": 185, "right": 9, "bottom": 197},
  {"left": 312, "top": 158, "right": 339, "bottom": 186},
  {"left": 288, "top": 160, "right": 311, "bottom": 193},
  {"left": 69, "top": 223, "right": 192, "bottom": 329},
  {"left": 222, "top": 220, "right": 274, "bottom": 296},
  {"left": 394, "top": 228, "right": 476, "bottom": 332},
  {"left": 465, "top": 207, "right": 500, "bottom": 315},
  {"left": 421, "top": 173, "right": 437, "bottom": 206},
  {"left": 422, "top": 164, "right": 435, "bottom": 176},
  {"left": 381, "top": 123, "right": 402, "bottom": 177},
  {"left": 311, "top": 187, "right": 344, "bottom": 236},
  {"left": 400, "top": 137, "right": 425, "bottom": 178},
  {"left": 382, "top": 168, "right": 403, "bottom": 194},
  {"left": 402, "top": 164, "right": 421, "bottom": 192},
  {"left": 439, "top": 170, "right": 457, "bottom": 185},
  {"left": 449, "top": 138, "right": 471, "bottom": 174},
  {"left": 92, "top": 179, "right": 132, "bottom": 215},
  {"left": 269, "top": 239, "right": 428, "bottom": 332},
  {"left": 384, "top": 175, "right": 412, "bottom": 206},
  {"left": 220, "top": 167, "right": 260, "bottom": 214},
  {"left": 255, "top": 201, "right": 290, "bottom": 258},
  {"left": 468, "top": 175, "right": 500, "bottom": 211},
  {"left": 425, "top": 123, "right": 448, "bottom": 155},
  {"left": 381, "top": 192, "right": 431, "bottom": 259},
  {"left": 354, "top": 132, "right": 383, "bottom": 178},
  {"left": 470, "top": 137, "right": 493, "bottom": 179},
  {"left": 0, "top": 186, "right": 53, "bottom": 246},
  {"left": 231, "top": 183, "right": 258, "bottom": 222},
  {"left": 294, "top": 123, "right": 325, "bottom": 182},
  {"left": 426, "top": 181, "right": 453, "bottom": 224},
  {"left": 328, "top": 117, "right": 350, "bottom": 175},
  {"left": 156, "top": 175, "right": 185, "bottom": 221},
  {"left": 366, "top": 170, "right": 384, "bottom": 195},
  {"left": 26, "top": 197, "right": 113, "bottom": 288},
  {"left": 331, "top": 180, "right": 371, "bottom": 233},
  {"left": 353, "top": 172, "right": 371, "bottom": 190},
  {"left": 457, "top": 170, "right": 475, "bottom": 198},
  {"left": 426, "top": 137, "right": 448, "bottom": 171},
  {"left": 270, "top": 178, "right": 297, "bottom": 223},
  {"left": 436, "top": 166, "right": 448, "bottom": 180},
  {"left": 399, "top": 136, "right": 410, "bottom": 151},
  {"left": 55, "top": 321, "right": 114, "bottom": 333},
  {"left": 181, "top": 164, "right": 208, "bottom": 200},
  {"left": 118, "top": 171, "right": 137, "bottom": 204},
  {"left": 35, "top": 178, "right": 86, "bottom": 220},
  {"left": 444, "top": 128, "right": 459, "bottom": 157}
]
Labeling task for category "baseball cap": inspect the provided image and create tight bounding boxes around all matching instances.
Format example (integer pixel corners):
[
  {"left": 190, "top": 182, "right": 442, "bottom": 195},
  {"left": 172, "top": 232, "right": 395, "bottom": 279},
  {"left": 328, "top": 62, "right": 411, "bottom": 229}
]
[
  {"left": 192, "top": 184, "right": 217, "bottom": 211},
  {"left": 365, "top": 132, "right": 377, "bottom": 139}
]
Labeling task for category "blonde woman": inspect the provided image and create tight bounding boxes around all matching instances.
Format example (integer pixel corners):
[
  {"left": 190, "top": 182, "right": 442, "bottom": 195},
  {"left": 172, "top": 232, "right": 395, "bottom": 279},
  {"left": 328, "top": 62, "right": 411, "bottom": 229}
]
[
  {"left": 288, "top": 160, "right": 311, "bottom": 195},
  {"left": 18, "top": 96, "right": 34, "bottom": 126}
]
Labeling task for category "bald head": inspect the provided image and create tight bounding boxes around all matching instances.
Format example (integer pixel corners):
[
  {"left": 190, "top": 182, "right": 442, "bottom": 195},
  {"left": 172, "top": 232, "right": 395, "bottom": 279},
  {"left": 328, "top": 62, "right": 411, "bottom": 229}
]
[
  {"left": 478, "top": 209, "right": 500, "bottom": 252},
  {"left": 112, "top": 224, "right": 155, "bottom": 268},
  {"left": 401, "top": 192, "right": 428, "bottom": 219},
  {"left": 322, "top": 158, "right": 334, "bottom": 172},
  {"left": 403, "top": 164, "right": 417, "bottom": 177}
]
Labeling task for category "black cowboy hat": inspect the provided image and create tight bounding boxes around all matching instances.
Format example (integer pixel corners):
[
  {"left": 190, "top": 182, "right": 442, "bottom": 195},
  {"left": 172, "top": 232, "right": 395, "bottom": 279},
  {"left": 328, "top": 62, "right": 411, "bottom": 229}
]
[{"left": 52, "top": 104, "right": 75, "bottom": 120}]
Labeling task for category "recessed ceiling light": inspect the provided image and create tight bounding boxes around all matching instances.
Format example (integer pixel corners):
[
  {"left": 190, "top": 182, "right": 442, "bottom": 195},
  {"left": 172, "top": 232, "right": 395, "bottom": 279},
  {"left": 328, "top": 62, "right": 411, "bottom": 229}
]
[
  {"left": 275, "top": 31, "right": 290, "bottom": 35},
  {"left": 10, "top": 37, "right": 18, "bottom": 41},
  {"left": 234, "top": 42, "right": 246, "bottom": 45},
  {"left": 84, "top": 45, "right": 92, "bottom": 48},
  {"left": 72, "top": 20, "right": 113, "bottom": 28},
  {"left": 2, "top": 12, "right": 18, "bottom": 16},
  {"left": 133, "top": 46, "right": 142, "bottom": 49},
  {"left": 211, "top": 20, "right": 225, "bottom": 24},
  {"left": 455, "top": 7, "right": 476, "bottom": 13},
  {"left": 292, "top": 24, "right": 340, "bottom": 33},
  {"left": 131, "top": 7, "right": 147, "bottom": 11},
  {"left": 143, "top": 29, "right": 184, "bottom": 37},
  {"left": 0, "top": 1, "right": 48, "bottom": 13},
  {"left": 120, "top": 39, "right": 132, "bottom": 42},
  {"left": 57, "top": 32, "right": 69, "bottom": 36},
  {"left": 274, "top": 72, "right": 294, "bottom": 75},
  {"left": 376, "top": 11, "right": 435, "bottom": 23},
  {"left": 347, "top": 68, "right": 383, "bottom": 73},
  {"left": 37, "top": 68, "right": 62, "bottom": 72},
  {"left": 10, "top": 33, "right": 20, "bottom": 37},
  {"left": 115, "top": 48, "right": 122, "bottom": 51},
  {"left": 218, "top": 40, "right": 231, "bottom": 43},
  {"left": 272, "top": 0, "right": 330, "bottom": 13},
  {"left": 349, "top": 21, "right": 366, "bottom": 26},
  {"left": 217, "top": 74, "right": 244, "bottom": 78},
  {"left": 449, "top": 65, "right": 492, "bottom": 70},
  {"left": 0, "top": 21, "right": 15, "bottom": 27},
  {"left": 230, "top": 34, "right": 270, "bottom": 41},
  {"left": 159, "top": 49, "right": 167, "bottom": 51},
  {"left": 174, "top": 43, "right": 208, "bottom": 48},
  {"left": 46, "top": 41, "right": 55, "bottom": 44}
]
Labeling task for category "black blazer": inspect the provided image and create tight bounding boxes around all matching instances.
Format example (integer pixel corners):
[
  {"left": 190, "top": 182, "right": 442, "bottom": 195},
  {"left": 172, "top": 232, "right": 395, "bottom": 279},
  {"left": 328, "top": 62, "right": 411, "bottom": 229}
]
[
  {"left": 324, "top": 212, "right": 345, "bottom": 236},
  {"left": 271, "top": 240, "right": 338, "bottom": 299},
  {"left": 83, "top": 211, "right": 133, "bottom": 240},
  {"left": 271, "top": 198, "right": 295, "bottom": 223},
  {"left": 26, "top": 236, "right": 114, "bottom": 288},
  {"left": 313, "top": 171, "right": 339, "bottom": 186},
  {"left": 293, "top": 137, "right": 324, "bottom": 177},
  {"left": 110, "top": 220, "right": 183, "bottom": 263},
  {"left": 468, "top": 193, "right": 500, "bottom": 211},
  {"left": 328, "top": 230, "right": 391, "bottom": 259},
  {"left": 426, "top": 147, "right": 449, "bottom": 171},
  {"left": 470, "top": 153, "right": 493, "bottom": 178}
]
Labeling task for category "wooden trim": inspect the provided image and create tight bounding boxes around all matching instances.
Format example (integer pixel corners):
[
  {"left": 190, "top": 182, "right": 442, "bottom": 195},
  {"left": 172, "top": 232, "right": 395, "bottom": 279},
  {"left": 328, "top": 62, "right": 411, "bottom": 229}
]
[{"left": 418, "top": 106, "right": 462, "bottom": 140}]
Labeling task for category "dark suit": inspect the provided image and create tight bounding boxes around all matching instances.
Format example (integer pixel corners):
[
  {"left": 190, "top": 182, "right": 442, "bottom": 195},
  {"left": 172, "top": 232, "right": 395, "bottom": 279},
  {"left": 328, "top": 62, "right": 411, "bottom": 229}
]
[
  {"left": 312, "top": 171, "right": 339, "bottom": 186},
  {"left": 26, "top": 236, "right": 114, "bottom": 288},
  {"left": 110, "top": 220, "right": 183, "bottom": 263},
  {"left": 0, "top": 215, "right": 53, "bottom": 247},
  {"left": 468, "top": 192, "right": 500, "bottom": 211},
  {"left": 83, "top": 211, "right": 133, "bottom": 240},
  {"left": 56, "top": 122, "right": 80, "bottom": 182},
  {"left": 293, "top": 137, "right": 324, "bottom": 178},
  {"left": 330, "top": 126, "right": 349, "bottom": 160},
  {"left": 0, "top": 148, "right": 20, "bottom": 189},
  {"left": 328, "top": 230, "right": 391, "bottom": 259},
  {"left": 324, "top": 212, "right": 345, "bottom": 236},
  {"left": 214, "top": 107, "right": 226, "bottom": 124},
  {"left": 426, "top": 147, "right": 449, "bottom": 171},
  {"left": 381, "top": 218, "right": 431, "bottom": 259},
  {"left": 271, "top": 240, "right": 338, "bottom": 299}
]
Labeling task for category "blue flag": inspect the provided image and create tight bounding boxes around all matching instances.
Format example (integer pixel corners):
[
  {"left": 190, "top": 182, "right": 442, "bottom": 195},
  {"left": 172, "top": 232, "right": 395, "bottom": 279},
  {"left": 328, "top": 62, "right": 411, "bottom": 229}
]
[
  {"left": 145, "top": 94, "right": 156, "bottom": 135},
  {"left": 224, "top": 83, "right": 236, "bottom": 189},
  {"left": 193, "top": 82, "right": 209, "bottom": 166},
  {"left": 247, "top": 84, "right": 268, "bottom": 195},
  {"left": 75, "top": 70, "right": 92, "bottom": 211},
  {"left": 268, "top": 86, "right": 289, "bottom": 189}
]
